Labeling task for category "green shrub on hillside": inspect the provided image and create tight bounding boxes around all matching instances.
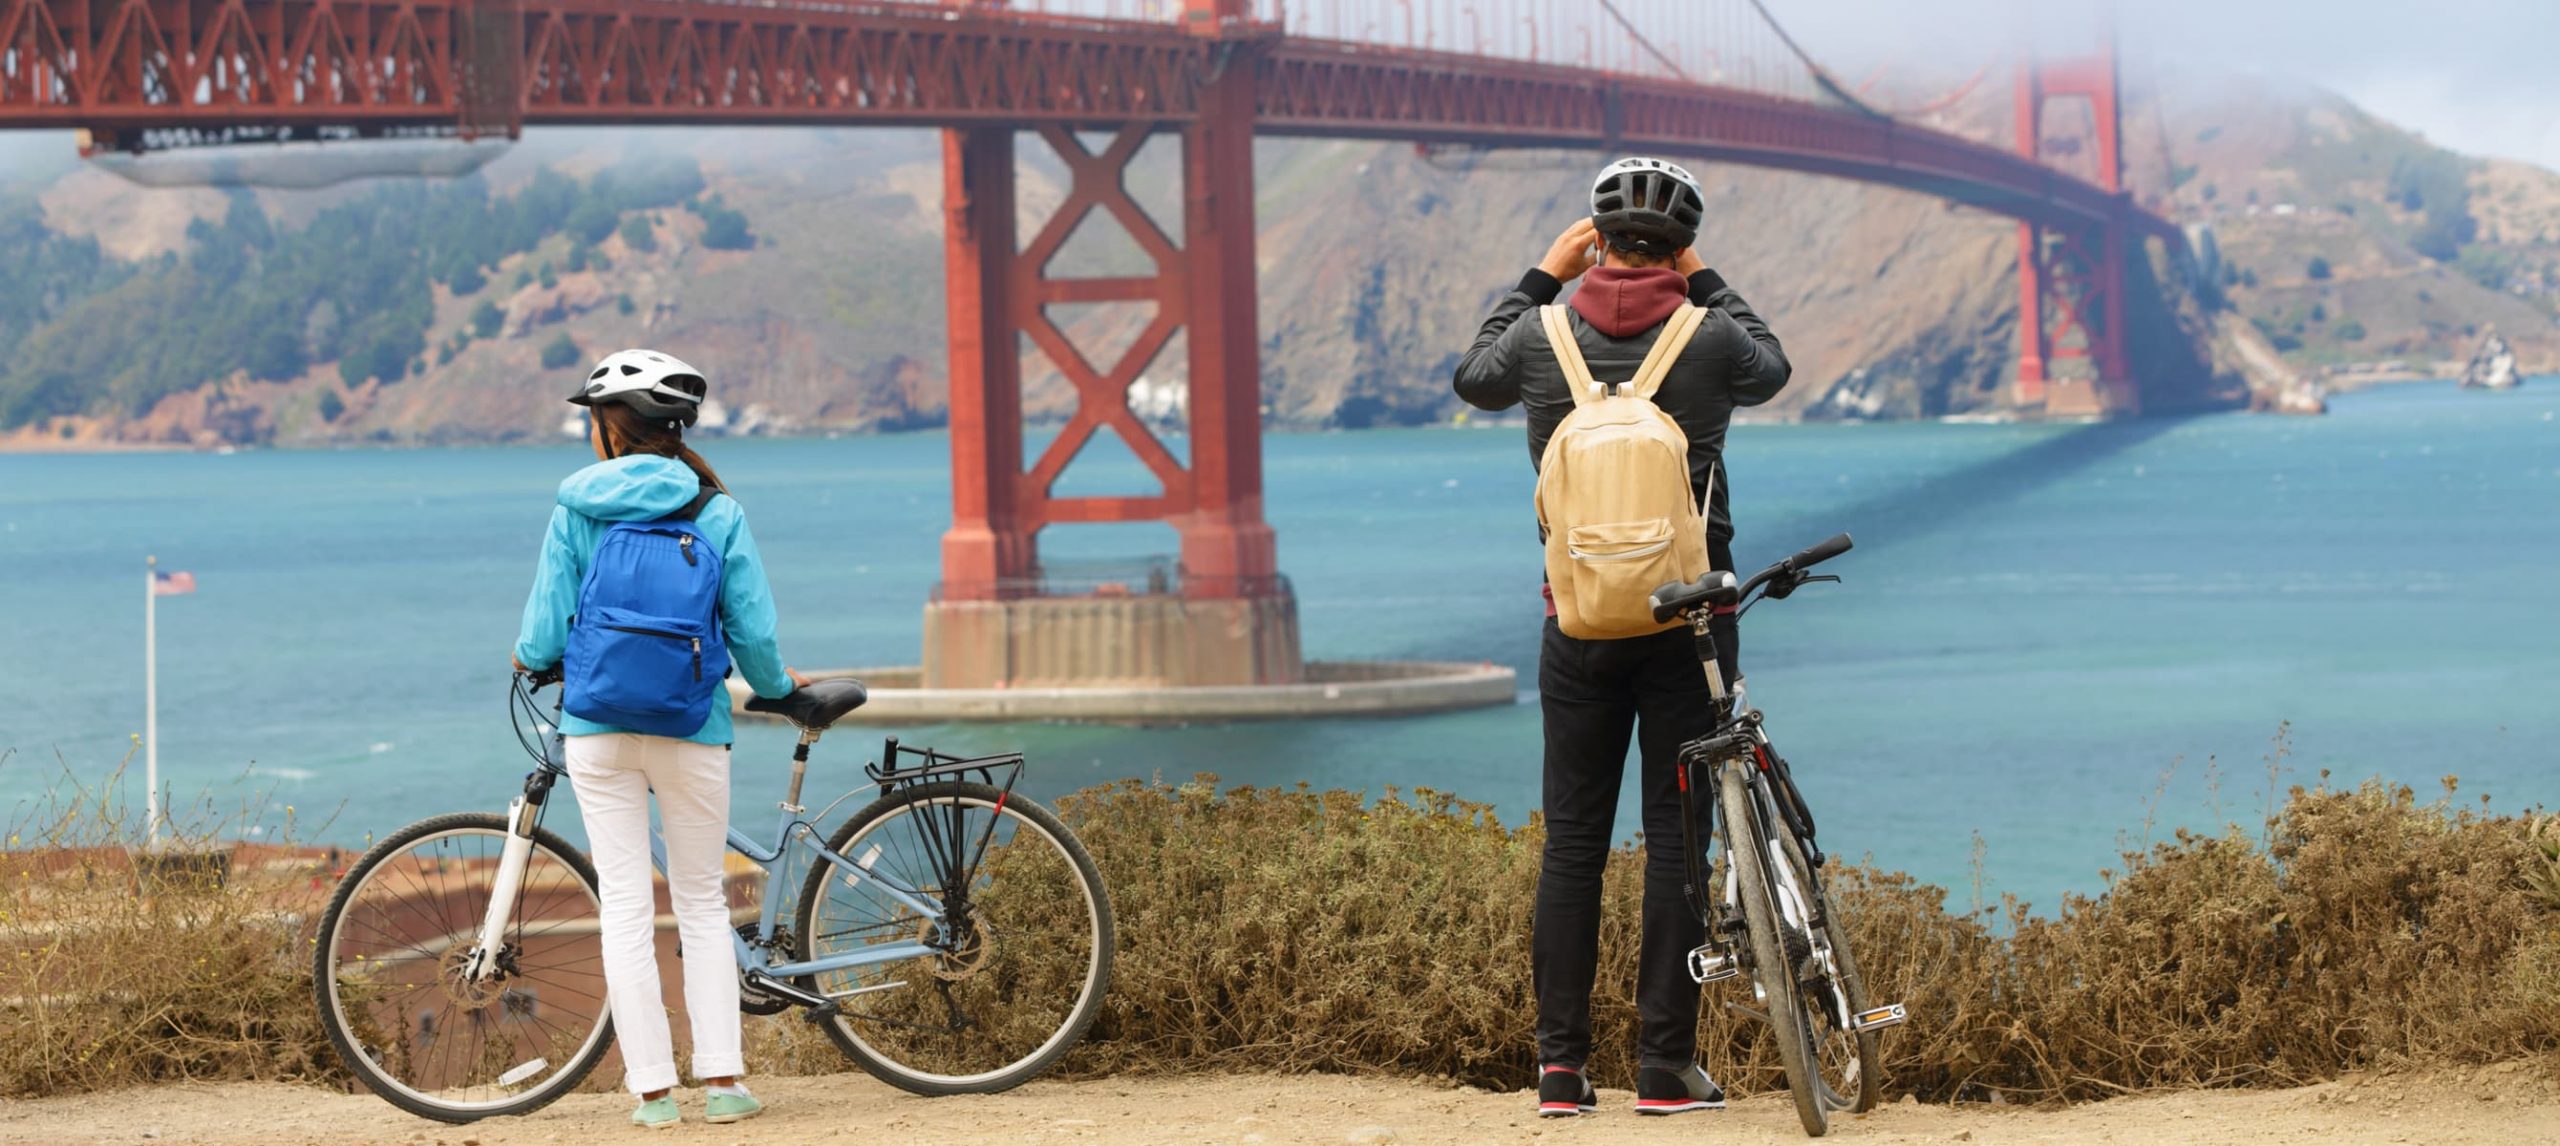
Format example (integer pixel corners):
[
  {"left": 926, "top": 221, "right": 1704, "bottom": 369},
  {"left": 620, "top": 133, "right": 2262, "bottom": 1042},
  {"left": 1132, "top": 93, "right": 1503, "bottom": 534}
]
[
  {"left": 0, "top": 157, "right": 720, "bottom": 429},
  {"left": 470, "top": 298, "right": 505, "bottom": 339},
  {"left": 620, "top": 214, "right": 658, "bottom": 253},
  {"left": 690, "top": 195, "right": 755, "bottom": 250},
  {"left": 539, "top": 333, "right": 581, "bottom": 370},
  {"left": 2306, "top": 256, "right": 2332, "bottom": 280}
]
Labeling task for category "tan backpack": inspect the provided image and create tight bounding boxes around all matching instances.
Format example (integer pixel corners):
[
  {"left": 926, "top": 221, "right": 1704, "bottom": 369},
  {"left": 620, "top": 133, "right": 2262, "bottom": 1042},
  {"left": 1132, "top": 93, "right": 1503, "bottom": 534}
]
[{"left": 1534, "top": 303, "right": 1713, "bottom": 640}]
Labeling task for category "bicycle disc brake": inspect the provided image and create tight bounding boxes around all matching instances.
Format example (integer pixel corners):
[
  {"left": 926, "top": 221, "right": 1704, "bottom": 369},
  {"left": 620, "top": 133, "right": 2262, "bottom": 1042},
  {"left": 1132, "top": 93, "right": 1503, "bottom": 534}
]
[{"left": 918, "top": 914, "right": 996, "bottom": 982}]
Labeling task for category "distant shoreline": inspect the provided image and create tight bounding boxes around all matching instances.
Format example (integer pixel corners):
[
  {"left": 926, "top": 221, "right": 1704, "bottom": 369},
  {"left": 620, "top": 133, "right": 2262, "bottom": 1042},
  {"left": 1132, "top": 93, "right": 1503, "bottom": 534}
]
[{"left": 0, "top": 375, "right": 2522, "bottom": 456}]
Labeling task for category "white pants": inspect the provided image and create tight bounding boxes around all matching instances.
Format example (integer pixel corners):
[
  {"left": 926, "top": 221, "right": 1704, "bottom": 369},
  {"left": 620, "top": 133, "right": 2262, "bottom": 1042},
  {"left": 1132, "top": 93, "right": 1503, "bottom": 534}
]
[{"left": 565, "top": 733, "right": 744, "bottom": 1094}]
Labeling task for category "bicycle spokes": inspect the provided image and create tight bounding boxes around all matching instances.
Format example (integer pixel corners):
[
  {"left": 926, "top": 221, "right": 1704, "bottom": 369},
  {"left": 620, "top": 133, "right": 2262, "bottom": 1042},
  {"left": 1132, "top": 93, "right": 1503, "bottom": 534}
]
[
  {"left": 798, "top": 787, "right": 1109, "bottom": 1088},
  {"left": 317, "top": 818, "right": 613, "bottom": 1120}
]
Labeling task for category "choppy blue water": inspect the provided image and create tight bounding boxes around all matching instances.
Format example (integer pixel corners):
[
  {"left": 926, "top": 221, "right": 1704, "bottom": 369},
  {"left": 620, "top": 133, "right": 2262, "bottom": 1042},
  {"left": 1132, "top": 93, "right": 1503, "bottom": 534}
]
[{"left": 5, "top": 382, "right": 2555, "bottom": 912}]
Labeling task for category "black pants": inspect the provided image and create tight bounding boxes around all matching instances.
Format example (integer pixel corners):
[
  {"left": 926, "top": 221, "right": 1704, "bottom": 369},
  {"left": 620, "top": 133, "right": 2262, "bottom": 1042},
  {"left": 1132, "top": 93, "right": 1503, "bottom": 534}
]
[{"left": 1532, "top": 541, "right": 1738, "bottom": 1070}]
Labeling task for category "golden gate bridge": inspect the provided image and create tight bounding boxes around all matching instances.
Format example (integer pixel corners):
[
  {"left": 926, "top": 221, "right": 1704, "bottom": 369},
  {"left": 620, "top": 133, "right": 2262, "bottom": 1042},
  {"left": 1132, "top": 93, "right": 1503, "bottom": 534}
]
[{"left": 0, "top": 0, "right": 2180, "bottom": 696}]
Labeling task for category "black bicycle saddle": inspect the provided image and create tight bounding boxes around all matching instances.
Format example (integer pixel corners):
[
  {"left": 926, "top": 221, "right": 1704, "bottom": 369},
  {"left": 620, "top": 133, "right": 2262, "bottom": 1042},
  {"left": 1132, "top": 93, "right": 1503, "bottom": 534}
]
[{"left": 745, "top": 678, "right": 869, "bottom": 729}]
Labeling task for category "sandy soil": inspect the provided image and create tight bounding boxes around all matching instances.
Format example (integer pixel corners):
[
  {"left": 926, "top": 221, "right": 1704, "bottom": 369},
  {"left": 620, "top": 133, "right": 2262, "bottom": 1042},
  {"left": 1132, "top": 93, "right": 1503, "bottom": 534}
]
[{"left": 6, "top": 1066, "right": 2558, "bottom": 1146}]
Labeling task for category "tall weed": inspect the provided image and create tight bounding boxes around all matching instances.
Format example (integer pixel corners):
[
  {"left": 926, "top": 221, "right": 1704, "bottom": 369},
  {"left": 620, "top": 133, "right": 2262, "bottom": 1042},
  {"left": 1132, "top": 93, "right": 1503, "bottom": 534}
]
[
  {"left": 1, "top": 751, "right": 342, "bottom": 1097},
  {"left": 1036, "top": 775, "right": 2560, "bottom": 1099},
  {"left": 6, "top": 757, "right": 2553, "bottom": 1103}
]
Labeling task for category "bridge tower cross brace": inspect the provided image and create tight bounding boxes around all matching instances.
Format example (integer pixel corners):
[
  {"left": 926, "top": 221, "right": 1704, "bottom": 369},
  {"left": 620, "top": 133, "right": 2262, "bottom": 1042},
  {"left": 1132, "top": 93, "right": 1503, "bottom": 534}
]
[
  {"left": 927, "top": 0, "right": 1298, "bottom": 690},
  {"left": 2014, "top": 40, "right": 2139, "bottom": 417}
]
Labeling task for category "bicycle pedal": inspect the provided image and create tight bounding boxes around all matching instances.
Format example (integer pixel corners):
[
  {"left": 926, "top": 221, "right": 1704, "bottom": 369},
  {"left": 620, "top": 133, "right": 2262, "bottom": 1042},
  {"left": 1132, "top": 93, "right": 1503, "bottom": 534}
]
[
  {"left": 1849, "top": 1002, "right": 1908, "bottom": 1033},
  {"left": 1686, "top": 944, "right": 1740, "bottom": 985},
  {"left": 802, "top": 1001, "right": 842, "bottom": 1026}
]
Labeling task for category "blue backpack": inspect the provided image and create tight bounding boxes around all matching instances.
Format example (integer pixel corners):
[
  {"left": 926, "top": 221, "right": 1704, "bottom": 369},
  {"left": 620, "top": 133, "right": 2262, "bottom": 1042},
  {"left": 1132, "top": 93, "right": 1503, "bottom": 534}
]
[{"left": 564, "top": 488, "right": 731, "bottom": 738}]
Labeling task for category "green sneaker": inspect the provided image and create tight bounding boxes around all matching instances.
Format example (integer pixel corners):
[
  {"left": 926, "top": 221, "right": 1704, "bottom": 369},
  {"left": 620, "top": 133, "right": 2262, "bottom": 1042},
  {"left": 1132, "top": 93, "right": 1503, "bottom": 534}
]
[
  {"left": 632, "top": 1095, "right": 681, "bottom": 1130},
  {"left": 704, "top": 1090, "right": 764, "bottom": 1125}
]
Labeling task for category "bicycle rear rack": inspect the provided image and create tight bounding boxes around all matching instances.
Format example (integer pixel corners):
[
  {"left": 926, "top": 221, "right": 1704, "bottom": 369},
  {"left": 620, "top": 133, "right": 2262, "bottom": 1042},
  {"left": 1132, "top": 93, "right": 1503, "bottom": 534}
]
[{"left": 866, "top": 737, "right": 1025, "bottom": 795}]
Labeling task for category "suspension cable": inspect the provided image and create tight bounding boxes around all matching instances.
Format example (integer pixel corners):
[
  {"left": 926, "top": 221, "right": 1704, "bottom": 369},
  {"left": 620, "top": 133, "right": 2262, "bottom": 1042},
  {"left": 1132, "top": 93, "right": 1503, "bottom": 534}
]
[
  {"left": 1738, "top": 0, "right": 1886, "bottom": 119},
  {"left": 1592, "top": 0, "right": 1690, "bottom": 82}
]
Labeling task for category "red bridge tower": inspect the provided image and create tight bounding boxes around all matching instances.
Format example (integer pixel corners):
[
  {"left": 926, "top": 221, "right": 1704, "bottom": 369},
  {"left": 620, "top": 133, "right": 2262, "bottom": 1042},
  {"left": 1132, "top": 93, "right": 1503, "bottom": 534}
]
[
  {"left": 924, "top": 0, "right": 1298, "bottom": 690},
  {"left": 2014, "top": 37, "right": 2139, "bottom": 417}
]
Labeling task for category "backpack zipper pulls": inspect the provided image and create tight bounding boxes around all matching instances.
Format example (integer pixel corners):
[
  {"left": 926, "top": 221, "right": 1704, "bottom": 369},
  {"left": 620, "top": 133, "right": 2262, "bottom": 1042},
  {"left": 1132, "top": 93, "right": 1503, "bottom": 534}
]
[
  {"left": 678, "top": 533, "right": 698, "bottom": 567},
  {"left": 690, "top": 637, "right": 703, "bottom": 681}
]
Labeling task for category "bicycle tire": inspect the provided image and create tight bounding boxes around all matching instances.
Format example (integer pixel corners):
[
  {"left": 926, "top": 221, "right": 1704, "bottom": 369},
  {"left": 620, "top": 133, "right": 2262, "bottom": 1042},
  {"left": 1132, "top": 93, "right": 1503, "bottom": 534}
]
[
  {"left": 1772, "top": 815, "right": 1883, "bottom": 1114},
  {"left": 313, "top": 812, "right": 615, "bottom": 1124},
  {"left": 1719, "top": 764, "right": 1828, "bottom": 1136},
  {"left": 794, "top": 780, "right": 1114, "bottom": 1096}
]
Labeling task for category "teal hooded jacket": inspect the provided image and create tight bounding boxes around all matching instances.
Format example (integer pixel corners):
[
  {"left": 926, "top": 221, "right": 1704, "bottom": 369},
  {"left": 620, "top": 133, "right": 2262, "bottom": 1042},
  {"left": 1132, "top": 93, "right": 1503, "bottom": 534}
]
[{"left": 513, "top": 456, "right": 793, "bottom": 745}]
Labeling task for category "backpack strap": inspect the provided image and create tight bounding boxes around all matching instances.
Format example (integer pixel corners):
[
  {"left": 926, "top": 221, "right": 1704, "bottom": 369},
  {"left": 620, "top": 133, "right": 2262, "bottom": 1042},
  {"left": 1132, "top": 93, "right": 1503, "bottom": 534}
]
[
  {"left": 1540, "top": 305, "right": 1603, "bottom": 407},
  {"left": 664, "top": 487, "right": 721, "bottom": 523},
  {"left": 1628, "top": 304, "right": 1707, "bottom": 402}
]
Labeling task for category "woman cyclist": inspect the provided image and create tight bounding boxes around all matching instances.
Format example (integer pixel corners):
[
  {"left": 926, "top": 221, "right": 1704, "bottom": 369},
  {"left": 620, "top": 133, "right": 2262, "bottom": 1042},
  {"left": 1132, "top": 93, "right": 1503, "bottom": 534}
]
[{"left": 510, "top": 349, "right": 807, "bottom": 1129}]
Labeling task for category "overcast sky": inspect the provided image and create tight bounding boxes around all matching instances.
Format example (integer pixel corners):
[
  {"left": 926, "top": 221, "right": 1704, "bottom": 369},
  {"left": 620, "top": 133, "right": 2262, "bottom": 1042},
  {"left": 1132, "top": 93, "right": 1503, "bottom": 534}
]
[{"left": 1779, "top": 0, "right": 2560, "bottom": 171}]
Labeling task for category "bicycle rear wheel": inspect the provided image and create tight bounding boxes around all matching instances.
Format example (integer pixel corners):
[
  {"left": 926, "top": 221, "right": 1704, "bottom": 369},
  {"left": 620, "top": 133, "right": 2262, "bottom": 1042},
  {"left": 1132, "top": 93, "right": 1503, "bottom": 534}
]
[
  {"left": 1718, "top": 764, "right": 1828, "bottom": 1136},
  {"left": 795, "top": 780, "right": 1113, "bottom": 1095},
  {"left": 313, "top": 813, "right": 614, "bottom": 1123},
  {"left": 1773, "top": 823, "right": 1883, "bottom": 1114}
]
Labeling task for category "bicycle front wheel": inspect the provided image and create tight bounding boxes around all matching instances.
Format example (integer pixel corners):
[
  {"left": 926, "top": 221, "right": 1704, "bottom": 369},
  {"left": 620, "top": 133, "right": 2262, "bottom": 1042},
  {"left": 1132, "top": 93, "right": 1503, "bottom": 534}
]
[
  {"left": 313, "top": 813, "right": 615, "bottom": 1123},
  {"left": 795, "top": 780, "right": 1113, "bottom": 1095},
  {"left": 1719, "top": 764, "right": 1828, "bottom": 1136}
]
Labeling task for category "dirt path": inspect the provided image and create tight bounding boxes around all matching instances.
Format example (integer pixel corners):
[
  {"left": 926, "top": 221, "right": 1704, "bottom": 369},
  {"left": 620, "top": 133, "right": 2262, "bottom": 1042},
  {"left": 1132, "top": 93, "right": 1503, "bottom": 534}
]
[{"left": 7, "top": 1067, "right": 2556, "bottom": 1145}]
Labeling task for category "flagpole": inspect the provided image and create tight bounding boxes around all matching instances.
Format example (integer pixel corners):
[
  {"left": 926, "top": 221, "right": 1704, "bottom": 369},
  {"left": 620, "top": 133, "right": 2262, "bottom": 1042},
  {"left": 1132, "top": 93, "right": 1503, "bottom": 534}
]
[{"left": 146, "top": 554, "right": 159, "bottom": 851}]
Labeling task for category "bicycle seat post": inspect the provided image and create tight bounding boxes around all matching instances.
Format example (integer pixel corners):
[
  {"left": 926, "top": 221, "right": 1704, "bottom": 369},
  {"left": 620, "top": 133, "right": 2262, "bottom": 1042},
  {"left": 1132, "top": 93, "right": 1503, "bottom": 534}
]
[
  {"left": 783, "top": 728, "right": 819, "bottom": 815},
  {"left": 1689, "top": 610, "right": 1729, "bottom": 713}
]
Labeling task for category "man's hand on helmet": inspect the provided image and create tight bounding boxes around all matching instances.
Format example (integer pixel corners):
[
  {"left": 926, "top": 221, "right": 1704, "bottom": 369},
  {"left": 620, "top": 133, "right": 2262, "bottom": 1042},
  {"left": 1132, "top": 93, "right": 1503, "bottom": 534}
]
[{"left": 1539, "top": 218, "right": 1601, "bottom": 283}]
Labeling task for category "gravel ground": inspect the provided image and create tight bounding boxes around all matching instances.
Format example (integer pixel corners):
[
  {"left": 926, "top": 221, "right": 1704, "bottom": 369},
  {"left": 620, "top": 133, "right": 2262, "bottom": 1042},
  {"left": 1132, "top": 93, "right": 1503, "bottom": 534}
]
[{"left": 6, "top": 1064, "right": 2558, "bottom": 1145}]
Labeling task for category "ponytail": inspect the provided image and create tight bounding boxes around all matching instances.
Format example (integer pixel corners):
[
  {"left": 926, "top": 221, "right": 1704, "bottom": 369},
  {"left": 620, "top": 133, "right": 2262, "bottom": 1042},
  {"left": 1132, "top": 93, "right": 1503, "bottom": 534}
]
[{"left": 593, "top": 403, "right": 727, "bottom": 495}]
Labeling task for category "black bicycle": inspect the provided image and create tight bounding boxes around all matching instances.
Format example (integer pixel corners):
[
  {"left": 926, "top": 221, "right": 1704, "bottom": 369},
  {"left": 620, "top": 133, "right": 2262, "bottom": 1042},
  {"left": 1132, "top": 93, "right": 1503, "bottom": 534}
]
[{"left": 1649, "top": 533, "right": 1907, "bottom": 1138}]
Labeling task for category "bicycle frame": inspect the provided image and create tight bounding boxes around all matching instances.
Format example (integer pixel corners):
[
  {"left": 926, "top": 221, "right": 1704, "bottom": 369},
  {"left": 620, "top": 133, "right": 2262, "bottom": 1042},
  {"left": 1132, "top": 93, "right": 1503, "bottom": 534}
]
[{"left": 461, "top": 704, "right": 986, "bottom": 994}]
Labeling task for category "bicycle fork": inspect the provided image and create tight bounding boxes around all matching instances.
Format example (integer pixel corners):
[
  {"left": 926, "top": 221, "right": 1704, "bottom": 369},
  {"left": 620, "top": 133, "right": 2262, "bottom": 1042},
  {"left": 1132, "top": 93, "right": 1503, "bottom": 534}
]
[{"left": 458, "top": 751, "right": 562, "bottom": 984}]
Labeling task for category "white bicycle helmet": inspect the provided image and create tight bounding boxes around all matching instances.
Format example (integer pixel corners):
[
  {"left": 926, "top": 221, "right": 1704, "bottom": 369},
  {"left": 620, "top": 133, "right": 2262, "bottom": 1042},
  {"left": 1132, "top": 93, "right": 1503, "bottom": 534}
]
[
  {"left": 1590, "top": 157, "right": 1706, "bottom": 258},
  {"left": 567, "top": 348, "right": 708, "bottom": 426}
]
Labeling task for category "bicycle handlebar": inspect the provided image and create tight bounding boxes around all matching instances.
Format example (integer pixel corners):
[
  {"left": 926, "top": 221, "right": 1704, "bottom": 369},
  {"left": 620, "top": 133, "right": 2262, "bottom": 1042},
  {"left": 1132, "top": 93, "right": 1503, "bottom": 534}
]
[
  {"left": 519, "top": 665, "right": 565, "bottom": 689},
  {"left": 1649, "top": 531, "right": 1855, "bottom": 623},
  {"left": 1787, "top": 532, "right": 1855, "bottom": 573}
]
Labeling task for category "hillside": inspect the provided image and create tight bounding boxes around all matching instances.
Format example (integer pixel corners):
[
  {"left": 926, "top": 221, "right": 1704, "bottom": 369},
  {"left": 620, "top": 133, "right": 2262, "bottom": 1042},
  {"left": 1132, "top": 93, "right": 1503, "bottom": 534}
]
[
  {"left": 2146, "top": 73, "right": 2560, "bottom": 377},
  {"left": 1, "top": 73, "right": 2550, "bottom": 449}
]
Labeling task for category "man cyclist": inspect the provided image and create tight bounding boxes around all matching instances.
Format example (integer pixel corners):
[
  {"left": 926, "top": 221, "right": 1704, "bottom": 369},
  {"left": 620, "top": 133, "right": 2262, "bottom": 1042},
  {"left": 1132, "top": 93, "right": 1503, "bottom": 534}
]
[{"left": 1451, "top": 157, "right": 1791, "bottom": 1116}]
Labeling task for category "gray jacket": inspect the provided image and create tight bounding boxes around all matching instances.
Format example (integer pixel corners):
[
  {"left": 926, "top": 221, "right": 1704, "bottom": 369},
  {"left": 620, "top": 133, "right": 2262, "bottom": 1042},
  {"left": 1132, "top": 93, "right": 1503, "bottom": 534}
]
[{"left": 1451, "top": 266, "right": 1791, "bottom": 540}]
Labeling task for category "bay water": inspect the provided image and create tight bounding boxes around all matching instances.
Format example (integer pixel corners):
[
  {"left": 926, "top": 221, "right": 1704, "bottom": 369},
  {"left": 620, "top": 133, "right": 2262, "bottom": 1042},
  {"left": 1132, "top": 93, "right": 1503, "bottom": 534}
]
[{"left": 4, "top": 382, "right": 2555, "bottom": 912}]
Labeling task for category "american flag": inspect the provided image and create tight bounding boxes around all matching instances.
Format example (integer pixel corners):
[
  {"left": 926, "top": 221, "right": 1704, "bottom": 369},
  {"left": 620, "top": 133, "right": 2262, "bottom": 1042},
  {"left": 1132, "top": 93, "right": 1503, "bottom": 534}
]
[{"left": 152, "top": 570, "right": 196, "bottom": 596}]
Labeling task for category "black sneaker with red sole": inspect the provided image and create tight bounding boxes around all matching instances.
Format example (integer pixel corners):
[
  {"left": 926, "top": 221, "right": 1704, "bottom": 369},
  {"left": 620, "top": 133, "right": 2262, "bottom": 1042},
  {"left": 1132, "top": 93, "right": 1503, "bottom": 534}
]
[
  {"left": 1634, "top": 1062, "right": 1728, "bottom": 1115},
  {"left": 1537, "top": 1065, "right": 1598, "bottom": 1118}
]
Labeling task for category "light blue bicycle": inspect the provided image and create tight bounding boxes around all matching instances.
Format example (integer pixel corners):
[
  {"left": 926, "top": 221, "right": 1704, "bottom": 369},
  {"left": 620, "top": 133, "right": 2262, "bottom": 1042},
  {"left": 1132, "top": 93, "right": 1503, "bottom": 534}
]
[{"left": 313, "top": 670, "right": 1114, "bottom": 1123}]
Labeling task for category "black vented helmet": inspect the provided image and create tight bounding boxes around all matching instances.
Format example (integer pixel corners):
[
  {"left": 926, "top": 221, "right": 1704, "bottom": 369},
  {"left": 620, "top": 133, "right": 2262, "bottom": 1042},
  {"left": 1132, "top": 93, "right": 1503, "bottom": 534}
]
[{"left": 1589, "top": 157, "right": 1706, "bottom": 258}]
